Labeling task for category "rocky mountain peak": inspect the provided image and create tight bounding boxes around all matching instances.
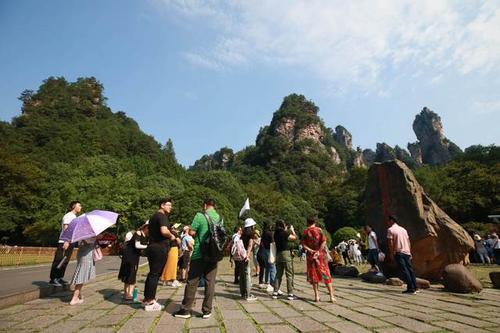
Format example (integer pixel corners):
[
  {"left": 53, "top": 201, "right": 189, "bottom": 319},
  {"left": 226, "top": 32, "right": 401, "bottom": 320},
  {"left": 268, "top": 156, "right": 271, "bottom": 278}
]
[
  {"left": 411, "top": 107, "right": 462, "bottom": 165},
  {"left": 334, "top": 125, "right": 352, "bottom": 149}
]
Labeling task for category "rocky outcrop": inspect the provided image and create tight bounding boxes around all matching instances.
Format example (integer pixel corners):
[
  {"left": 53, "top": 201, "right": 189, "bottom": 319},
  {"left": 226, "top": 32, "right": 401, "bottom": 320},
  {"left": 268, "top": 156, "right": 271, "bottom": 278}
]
[
  {"left": 334, "top": 125, "right": 352, "bottom": 149},
  {"left": 352, "top": 147, "right": 366, "bottom": 168},
  {"left": 407, "top": 142, "right": 423, "bottom": 167},
  {"left": 329, "top": 146, "right": 342, "bottom": 164},
  {"left": 375, "top": 143, "right": 395, "bottom": 162},
  {"left": 363, "top": 149, "right": 376, "bottom": 165},
  {"left": 443, "top": 264, "right": 482, "bottom": 293},
  {"left": 297, "top": 123, "right": 324, "bottom": 143},
  {"left": 364, "top": 160, "right": 474, "bottom": 280},
  {"left": 192, "top": 147, "right": 234, "bottom": 171},
  {"left": 274, "top": 118, "right": 296, "bottom": 143},
  {"left": 411, "top": 107, "right": 462, "bottom": 165}
]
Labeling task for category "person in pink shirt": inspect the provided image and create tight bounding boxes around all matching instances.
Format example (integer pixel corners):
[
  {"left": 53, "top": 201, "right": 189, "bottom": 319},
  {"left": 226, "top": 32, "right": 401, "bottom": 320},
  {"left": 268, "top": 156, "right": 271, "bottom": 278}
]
[{"left": 386, "top": 215, "right": 417, "bottom": 294}]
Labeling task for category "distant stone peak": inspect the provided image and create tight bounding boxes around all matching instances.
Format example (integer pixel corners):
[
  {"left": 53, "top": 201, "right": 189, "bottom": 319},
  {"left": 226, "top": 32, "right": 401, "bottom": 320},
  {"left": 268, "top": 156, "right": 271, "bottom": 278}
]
[
  {"left": 411, "top": 107, "right": 462, "bottom": 165},
  {"left": 334, "top": 125, "right": 352, "bottom": 149}
]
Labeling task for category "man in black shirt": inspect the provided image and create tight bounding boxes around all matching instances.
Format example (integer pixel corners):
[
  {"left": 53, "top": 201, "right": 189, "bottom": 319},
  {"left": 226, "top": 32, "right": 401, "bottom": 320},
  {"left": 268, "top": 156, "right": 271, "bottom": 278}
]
[{"left": 143, "top": 198, "right": 176, "bottom": 311}]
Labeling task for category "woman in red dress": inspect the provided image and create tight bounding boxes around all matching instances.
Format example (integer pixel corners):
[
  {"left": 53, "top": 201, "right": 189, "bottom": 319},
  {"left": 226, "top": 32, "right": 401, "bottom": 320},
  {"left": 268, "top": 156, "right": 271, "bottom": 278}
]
[{"left": 301, "top": 217, "right": 336, "bottom": 303}]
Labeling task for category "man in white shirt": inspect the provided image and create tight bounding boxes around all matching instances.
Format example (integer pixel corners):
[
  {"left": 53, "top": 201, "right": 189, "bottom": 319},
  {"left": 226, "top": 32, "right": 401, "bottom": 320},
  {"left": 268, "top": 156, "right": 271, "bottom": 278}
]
[
  {"left": 364, "top": 225, "right": 379, "bottom": 271},
  {"left": 337, "top": 240, "right": 351, "bottom": 265},
  {"left": 49, "top": 201, "right": 81, "bottom": 286}
]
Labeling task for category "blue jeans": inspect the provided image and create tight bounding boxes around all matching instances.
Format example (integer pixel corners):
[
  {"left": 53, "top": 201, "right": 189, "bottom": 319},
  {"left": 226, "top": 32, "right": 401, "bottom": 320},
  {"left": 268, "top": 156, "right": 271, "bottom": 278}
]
[
  {"left": 367, "top": 249, "right": 379, "bottom": 268},
  {"left": 395, "top": 253, "right": 417, "bottom": 292},
  {"left": 261, "top": 248, "right": 276, "bottom": 285}
]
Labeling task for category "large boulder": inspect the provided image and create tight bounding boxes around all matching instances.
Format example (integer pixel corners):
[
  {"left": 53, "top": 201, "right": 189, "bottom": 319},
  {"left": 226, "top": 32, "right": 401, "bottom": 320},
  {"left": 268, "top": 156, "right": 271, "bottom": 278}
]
[
  {"left": 442, "top": 264, "right": 482, "bottom": 293},
  {"left": 490, "top": 272, "right": 500, "bottom": 289},
  {"left": 364, "top": 160, "right": 474, "bottom": 280}
]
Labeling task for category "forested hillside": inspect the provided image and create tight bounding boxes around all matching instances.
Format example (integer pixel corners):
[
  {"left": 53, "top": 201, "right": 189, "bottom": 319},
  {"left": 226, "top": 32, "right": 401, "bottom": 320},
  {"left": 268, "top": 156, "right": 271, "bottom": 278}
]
[{"left": 0, "top": 77, "right": 498, "bottom": 245}]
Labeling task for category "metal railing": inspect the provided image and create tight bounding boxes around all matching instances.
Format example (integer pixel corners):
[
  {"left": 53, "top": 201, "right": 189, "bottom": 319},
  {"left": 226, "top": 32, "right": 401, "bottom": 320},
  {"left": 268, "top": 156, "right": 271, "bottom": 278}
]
[{"left": 0, "top": 245, "right": 74, "bottom": 267}]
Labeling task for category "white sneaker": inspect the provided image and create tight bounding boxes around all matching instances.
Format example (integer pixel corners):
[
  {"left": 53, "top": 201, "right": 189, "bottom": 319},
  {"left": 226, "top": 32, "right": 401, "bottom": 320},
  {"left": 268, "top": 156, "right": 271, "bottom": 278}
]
[
  {"left": 145, "top": 301, "right": 164, "bottom": 312},
  {"left": 171, "top": 280, "right": 182, "bottom": 288},
  {"left": 266, "top": 285, "right": 274, "bottom": 293},
  {"left": 277, "top": 290, "right": 284, "bottom": 296},
  {"left": 258, "top": 284, "right": 267, "bottom": 289},
  {"left": 246, "top": 295, "right": 258, "bottom": 302}
]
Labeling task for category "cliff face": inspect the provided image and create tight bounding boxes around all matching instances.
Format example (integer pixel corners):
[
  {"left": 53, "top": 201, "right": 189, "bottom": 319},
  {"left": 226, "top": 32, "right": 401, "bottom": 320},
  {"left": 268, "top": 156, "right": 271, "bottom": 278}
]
[
  {"left": 334, "top": 125, "right": 352, "bottom": 150},
  {"left": 410, "top": 107, "right": 462, "bottom": 165}
]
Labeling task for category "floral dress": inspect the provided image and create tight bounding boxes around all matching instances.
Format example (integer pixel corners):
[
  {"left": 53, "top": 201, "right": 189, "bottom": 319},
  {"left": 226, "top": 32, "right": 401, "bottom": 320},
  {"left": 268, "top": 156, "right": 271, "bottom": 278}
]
[{"left": 302, "top": 226, "right": 332, "bottom": 284}]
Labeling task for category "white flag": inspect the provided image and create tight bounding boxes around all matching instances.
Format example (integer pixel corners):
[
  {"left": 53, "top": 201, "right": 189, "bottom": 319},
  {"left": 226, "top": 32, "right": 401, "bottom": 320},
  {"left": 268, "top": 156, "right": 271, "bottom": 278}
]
[{"left": 239, "top": 198, "right": 250, "bottom": 218}]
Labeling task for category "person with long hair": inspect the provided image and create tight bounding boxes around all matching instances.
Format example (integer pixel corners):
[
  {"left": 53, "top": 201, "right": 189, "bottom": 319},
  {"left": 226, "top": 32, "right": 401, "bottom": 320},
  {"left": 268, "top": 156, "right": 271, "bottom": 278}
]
[
  {"left": 272, "top": 219, "right": 297, "bottom": 300},
  {"left": 257, "top": 222, "right": 276, "bottom": 292},
  {"left": 118, "top": 222, "right": 149, "bottom": 301},
  {"left": 301, "top": 217, "right": 335, "bottom": 303}
]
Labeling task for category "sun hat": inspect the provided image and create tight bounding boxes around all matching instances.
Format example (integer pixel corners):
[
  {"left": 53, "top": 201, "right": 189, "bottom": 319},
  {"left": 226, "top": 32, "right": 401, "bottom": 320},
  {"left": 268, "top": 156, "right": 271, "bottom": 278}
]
[{"left": 244, "top": 218, "right": 257, "bottom": 228}]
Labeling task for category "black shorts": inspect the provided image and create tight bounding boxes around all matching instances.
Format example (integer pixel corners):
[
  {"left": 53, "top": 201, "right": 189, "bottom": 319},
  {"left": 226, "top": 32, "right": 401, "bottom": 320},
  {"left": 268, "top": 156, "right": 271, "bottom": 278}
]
[{"left": 179, "top": 251, "right": 191, "bottom": 269}]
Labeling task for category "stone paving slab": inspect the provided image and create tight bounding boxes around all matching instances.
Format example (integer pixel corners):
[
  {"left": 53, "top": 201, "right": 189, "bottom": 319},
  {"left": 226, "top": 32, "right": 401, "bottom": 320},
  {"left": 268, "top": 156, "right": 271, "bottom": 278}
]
[{"left": 1, "top": 259, "right": 500, "bottom": 333}]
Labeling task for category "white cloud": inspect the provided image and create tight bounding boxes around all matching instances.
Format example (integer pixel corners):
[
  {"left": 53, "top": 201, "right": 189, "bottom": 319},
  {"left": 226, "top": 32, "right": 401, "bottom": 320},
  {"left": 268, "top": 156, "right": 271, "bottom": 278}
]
[
  {"left": 471, "top": 100, "right": 500, "bottom": 115},
  {"left": 158, "top": 0, "right": 500, "bottom": 93}
]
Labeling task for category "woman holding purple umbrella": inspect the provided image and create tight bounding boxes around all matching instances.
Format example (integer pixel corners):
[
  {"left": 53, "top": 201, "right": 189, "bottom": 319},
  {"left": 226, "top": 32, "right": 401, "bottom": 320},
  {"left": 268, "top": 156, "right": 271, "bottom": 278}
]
[
  {"left": 60, "top": 210, "right": 119, "bottom": 305},
  {"left": 67, "top": 235, "right": 99, "bottom": 305}
]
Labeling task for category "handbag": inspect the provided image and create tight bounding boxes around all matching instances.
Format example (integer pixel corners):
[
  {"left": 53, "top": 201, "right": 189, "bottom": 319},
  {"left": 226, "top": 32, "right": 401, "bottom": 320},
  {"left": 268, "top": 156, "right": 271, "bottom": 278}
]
[
  {"left": 268, "top": 242, "right": 276, "bottom": 264},
  {"left": 93, "top": 245, "right": 103, "bottom": 261}
]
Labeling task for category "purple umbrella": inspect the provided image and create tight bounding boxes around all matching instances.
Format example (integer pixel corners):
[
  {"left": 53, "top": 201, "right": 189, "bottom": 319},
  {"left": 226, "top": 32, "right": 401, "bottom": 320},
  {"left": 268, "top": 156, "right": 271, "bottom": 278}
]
[{"left": 60, "top": 210, "right": 119, "bottom": 243}]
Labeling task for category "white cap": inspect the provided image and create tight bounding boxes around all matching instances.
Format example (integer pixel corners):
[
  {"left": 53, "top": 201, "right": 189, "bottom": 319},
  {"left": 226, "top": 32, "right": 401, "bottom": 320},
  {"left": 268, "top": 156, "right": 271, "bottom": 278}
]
[{"left": 244, "top": 218, "right": 257, "bottom": 228}]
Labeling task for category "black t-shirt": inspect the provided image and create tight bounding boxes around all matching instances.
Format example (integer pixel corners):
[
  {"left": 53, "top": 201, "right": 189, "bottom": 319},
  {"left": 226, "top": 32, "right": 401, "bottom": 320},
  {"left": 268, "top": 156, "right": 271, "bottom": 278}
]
[
  {"left": 274, "top": 229, "right": 290, "bottom": 252},
  {"left": 261, "top": 230, "right": 274, "bottom": 250},
  {"left": 148, "top": 211, "right": 170, "bottom": 247},
  {"left": 242, "top": 228, "right": 255, "bottom": 250}
]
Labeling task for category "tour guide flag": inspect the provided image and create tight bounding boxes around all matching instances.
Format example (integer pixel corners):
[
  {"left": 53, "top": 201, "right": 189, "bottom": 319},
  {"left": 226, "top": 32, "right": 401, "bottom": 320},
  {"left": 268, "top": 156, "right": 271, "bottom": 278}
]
[{"left": 239, "top": 198, "right": 250, "bottom": 218}]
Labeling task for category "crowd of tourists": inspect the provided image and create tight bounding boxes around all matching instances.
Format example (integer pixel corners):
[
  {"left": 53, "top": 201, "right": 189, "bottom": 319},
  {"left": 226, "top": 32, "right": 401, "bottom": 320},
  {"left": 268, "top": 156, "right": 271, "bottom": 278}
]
[
  {"left": 473, "top": 233, "right": 500, "bottom": 264},
  {"left": 49, "top": 198, "right": 494, "bottom": 317}
]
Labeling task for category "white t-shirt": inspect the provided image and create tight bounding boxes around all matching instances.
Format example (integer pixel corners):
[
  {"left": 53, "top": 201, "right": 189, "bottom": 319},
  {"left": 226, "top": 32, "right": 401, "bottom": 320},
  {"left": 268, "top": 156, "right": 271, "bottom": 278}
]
[
  {"left": 58, "top": 212, "right": 76, "bottom": 243},
  {"left": 368, "top": 231, "right": 378, "bottom": 250}
]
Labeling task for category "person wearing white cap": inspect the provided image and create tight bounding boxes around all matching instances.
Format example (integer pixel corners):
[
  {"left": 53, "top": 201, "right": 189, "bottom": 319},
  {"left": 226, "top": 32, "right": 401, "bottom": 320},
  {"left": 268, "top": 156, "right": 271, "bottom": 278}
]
[
  {"left": 473, "top": 234, "right": 490, "bottom": 264},
  {"left": 239, "top": 218, "right": 259, "bottom": 301}
]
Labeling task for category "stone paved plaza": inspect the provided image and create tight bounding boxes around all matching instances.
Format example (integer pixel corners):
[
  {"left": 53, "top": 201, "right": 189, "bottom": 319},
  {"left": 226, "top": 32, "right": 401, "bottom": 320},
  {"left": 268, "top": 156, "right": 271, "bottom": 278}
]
[{"left": 1, "top": 260, "right": 499, "bottom": 333}]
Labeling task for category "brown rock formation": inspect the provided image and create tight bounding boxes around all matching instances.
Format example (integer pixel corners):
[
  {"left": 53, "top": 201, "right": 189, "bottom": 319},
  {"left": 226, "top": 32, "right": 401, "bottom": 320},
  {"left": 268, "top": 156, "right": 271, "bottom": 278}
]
[{"left": 364, "top": 160, "right": 474, "bottom": 280}]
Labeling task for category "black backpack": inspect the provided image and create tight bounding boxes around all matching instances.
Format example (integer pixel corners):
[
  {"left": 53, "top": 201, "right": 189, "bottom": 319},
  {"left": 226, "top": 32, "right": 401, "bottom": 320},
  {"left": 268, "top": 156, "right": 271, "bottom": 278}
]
[{"left": 202, "top": 213, "right": 227, "bottom": 263}]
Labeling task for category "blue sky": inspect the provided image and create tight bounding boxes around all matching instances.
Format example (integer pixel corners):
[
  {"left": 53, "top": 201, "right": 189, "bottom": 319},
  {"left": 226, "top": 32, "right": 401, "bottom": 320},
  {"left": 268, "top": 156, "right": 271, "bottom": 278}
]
[{"left": 1, "top": 1, "right": 499, "bottom": 166}]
